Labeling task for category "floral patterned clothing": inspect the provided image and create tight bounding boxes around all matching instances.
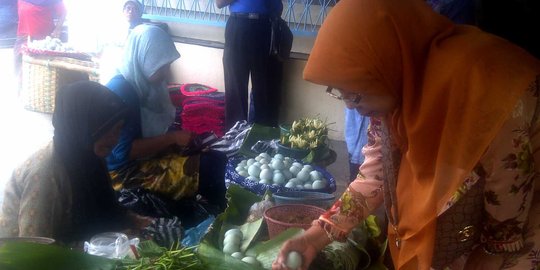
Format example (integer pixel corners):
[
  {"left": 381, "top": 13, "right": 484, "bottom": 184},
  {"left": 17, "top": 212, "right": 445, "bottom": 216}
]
[{"left": 319, "top": 78, "right": 540, "bottom": 269}]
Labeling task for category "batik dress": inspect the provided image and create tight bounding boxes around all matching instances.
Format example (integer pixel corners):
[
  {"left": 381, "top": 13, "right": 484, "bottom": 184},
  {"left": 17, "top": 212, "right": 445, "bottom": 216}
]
[{"left": 318, "top": 79, "right": 540, "bottom": 269}]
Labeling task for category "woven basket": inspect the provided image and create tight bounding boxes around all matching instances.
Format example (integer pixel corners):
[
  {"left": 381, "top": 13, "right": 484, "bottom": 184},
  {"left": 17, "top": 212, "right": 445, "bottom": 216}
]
[
  {"left": 21, "top": 54, "right": 99, "bottom": 113},
  {"left": 263, "top": 204, "right": 325, "bottom": 239}
]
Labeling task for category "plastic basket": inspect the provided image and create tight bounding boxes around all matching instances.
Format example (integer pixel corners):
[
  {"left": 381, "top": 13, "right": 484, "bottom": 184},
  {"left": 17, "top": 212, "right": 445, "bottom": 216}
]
[
  {"left": 263, "top": 204, "right": 325, "bottom": 239},
  {"left": 273, "top": 191, "right": 335, "bottom": 209},
  {"left": 21, "top": 54, "right": 99, "bottom": 113}
]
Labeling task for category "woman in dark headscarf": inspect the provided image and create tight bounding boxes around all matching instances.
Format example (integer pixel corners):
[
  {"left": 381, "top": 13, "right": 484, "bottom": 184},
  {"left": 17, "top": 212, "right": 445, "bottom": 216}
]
[{"left": 0, "top": 81, "right": 151, "bottom": 243}]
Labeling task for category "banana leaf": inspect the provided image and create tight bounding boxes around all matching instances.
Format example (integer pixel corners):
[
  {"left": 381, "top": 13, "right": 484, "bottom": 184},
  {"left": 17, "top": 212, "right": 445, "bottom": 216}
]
[
  {"left": 0, "top": 242, "right": 117, "bottom": 270},
  {"left": 198, "top": 185, "right": 263, "bottom": 268},
  {"left": 238, "top": 124, "right": 280, "bottom": 158},
  {"left": 245, "top": 228, "right": 303, "bottom": 269}
]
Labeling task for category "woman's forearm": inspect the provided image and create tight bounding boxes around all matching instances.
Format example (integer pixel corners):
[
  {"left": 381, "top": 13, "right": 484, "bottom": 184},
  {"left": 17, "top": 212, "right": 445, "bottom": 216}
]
[{"left": 129, "top": 133, "right": 175, "bottom": 160}]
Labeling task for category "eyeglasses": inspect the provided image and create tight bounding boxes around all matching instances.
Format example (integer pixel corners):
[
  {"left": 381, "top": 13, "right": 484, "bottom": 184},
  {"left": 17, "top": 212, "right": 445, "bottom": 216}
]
[{"left": 325, "top": 87, "right": 361, "bottom": 103}]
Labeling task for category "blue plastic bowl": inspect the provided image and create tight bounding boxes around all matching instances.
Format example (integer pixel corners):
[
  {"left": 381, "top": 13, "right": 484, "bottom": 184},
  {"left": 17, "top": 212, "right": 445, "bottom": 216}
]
[{"left": 273, "top": 191, "right": 335, "bottom": 209}]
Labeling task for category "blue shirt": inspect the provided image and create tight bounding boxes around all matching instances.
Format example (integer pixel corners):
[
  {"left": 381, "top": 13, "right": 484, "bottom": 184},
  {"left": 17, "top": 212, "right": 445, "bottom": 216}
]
[
  {"left": 105, "top": 75, "right": 142, "bottom": 171},
  {"left": 345, "top": 108, "right": 370, "bottom": 165},
  {"left": 229, "top": 0, "right": 282, "bottom": 15}
]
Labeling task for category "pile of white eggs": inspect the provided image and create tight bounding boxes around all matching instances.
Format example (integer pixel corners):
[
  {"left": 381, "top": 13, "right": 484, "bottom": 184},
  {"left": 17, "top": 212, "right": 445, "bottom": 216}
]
[
  {"left": 222, "top": 228, "right": 261, "bottom": 267},
  {"left": 234, "top": 153, "right": 329, "bottom": 190},
  {"left": 28, "top": 36, "right": 74, "bottom": 52}
]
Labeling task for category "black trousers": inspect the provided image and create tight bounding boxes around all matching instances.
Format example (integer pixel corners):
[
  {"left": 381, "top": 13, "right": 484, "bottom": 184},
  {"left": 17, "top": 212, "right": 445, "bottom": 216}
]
[{"left": 223, "top": 16, "right": 283, "bottom": 130}]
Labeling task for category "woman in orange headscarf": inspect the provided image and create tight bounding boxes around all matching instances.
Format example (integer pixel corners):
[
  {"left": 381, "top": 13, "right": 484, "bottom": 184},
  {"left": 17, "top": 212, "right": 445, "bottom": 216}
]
[{"left": 272, "top": 0, "right": 540, "bottom": 269}]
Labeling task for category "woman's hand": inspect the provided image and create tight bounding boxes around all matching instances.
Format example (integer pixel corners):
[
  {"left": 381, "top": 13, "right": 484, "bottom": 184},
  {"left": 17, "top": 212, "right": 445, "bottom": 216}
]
[
  {"left": 272, "top": 236, "right": 318, "bottom": 270},
  {"left": 171, "top": 130, "right": 194, "bottom": 146},
  {"left": 464, "top": 246, "right": 505, "bottom": 270},
  {"left": 272, "top": 225, "right": 331, "bottom": 270},
  {"left": 127, "top": 212, "right": 155, "bottom": 230}
]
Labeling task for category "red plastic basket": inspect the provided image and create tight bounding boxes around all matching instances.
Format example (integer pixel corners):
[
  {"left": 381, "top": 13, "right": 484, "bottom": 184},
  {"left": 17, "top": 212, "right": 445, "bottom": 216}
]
[{"left": 263, "top": 204, "right": 325, "bottom": 239}]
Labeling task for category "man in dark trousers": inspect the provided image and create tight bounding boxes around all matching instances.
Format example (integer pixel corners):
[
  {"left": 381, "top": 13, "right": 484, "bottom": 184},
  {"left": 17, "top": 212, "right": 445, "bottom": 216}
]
[{"left": 216, "top": 0, "right": 284, "bottom": 130}]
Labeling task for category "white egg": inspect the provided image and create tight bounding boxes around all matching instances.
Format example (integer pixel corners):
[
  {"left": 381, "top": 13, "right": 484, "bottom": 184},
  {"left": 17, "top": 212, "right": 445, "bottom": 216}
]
[
  {"left": 296, "top": 171, "right": 310, "bottom": 182},
  {"left": 286, "top": 251, "right": 303, "bottom": 270},
  {"left": 284, "top": 157, "right": 291, "bottom": 162},
  {"left": 287, "top": 178, "right": 298, "bottom": 185},
  {"left": 283, "top": 159, "right": 292, "bottom": 169},
  {"left": 224, "top": 234, "right": 242, "bottom": 246},
  {"left": 231, "top": 252, "right": 244, "bottom": 259},
  {"left": 260, "top": 164, "right": 270, "bottom": 170},
  {"left": 288, "top": 177, "right": 298, "bottom": 184},
  {"left": 292, "top": 162, "right": 303, "bottom": 168},
  {"left": 255, "top": 156, "right": 262, "bottom": 161},
  {"left": 259, "top": 158, "right": 269, "bottom": 164},
  {"left": 241, "top": 256, "right": 260, "bottom": 266},
  {"left": 235, "top": 166, "right": 244, "bottom": 173},
  {"left": 273, "top": 173, "right": 285, "bottom": 183},
  {"left": 289, "top": 166, "right": 301, "bottom": 176},
  {"left": 303, "top": 165, "right": 313, "bottom": 171},
  {"left": 309, "top": 171, "right": 322, "bottom": 181},
  {"left": 282, "top": 170, "right": 293, "bottom": 180},
  {"left": 274, "top": 154, "right": 284, "bottom": 160},
  {"left": 225, "top": 228, "right": 243, "bottom": 239},
  {"left": 259, "top": 169, "right": 273, "bottom": 180},
  {"left": 246, "top": 176, "right": 259, "bottom": 182},
  {"left": 312, "top": 180, "right": 327, "bottom": 190},
  {"left": 259, "top": 179, "right": 272, "bottom": 185},
  {"left": 248, "top": 165, "right": 261, "bottom": 177},
  {"left": 273, "top": 169, "right": 281, "bottom": 174},
  {"left": 273, "top": 177, "right": 286, "bottom": 186},
  {"left": 239, "top": 160, "right": 247, "bottom": 166},
  {"left": 238, "top": 170, "right": 249, "bottom": 177},
  {"left": 223, "top": 242, "right": 239, "bottom": 254},
  {"left": 247, "top": 158, "right": 256, "bottom": 166},
  {"left": 304, "top": 183, "right": 312, "bottom": 189},
  {"left": 285, "top": 182, "right": 295, "bottom": 188},
  {"left": 271, "top": 159, "right": 285, "bottom": 170},
  {"left": 253, "top": 162, "right": 261, "bottom": 167}
]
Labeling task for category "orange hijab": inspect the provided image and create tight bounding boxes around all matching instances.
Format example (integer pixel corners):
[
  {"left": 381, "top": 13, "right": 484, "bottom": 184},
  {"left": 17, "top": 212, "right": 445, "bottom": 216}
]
[{"left": 304, "top": 0, "right": 540, "bottom": 268}]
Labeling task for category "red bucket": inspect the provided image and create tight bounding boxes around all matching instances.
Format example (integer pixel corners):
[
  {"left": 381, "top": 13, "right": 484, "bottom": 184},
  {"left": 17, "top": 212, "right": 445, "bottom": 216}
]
[{"left": 263, "top": 204, "right": 325, "bottom": 239}]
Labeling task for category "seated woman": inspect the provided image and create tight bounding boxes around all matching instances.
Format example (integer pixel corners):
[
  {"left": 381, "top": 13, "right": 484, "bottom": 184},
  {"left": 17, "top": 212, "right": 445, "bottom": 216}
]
[
  {"left": 0, "top": 81, "right": 152, "bottom": 243},
  {"left": 106, "top": 25, "right": 227, "bottom": 212}
]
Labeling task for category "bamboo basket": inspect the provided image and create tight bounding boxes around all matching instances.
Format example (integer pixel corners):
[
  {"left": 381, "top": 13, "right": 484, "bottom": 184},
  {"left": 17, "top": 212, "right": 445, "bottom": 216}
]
[{"left": 21, "top": 54, "right": 100, "bottom": 113}]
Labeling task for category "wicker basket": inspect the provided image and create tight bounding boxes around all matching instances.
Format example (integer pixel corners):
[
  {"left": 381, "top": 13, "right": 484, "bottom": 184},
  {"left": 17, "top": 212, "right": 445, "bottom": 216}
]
[
  {"left": 263, "top": 204, "right": 325, "bottom": 239},
  {"left": 21, "top": 54, "right": 99, "bottom": 113}
]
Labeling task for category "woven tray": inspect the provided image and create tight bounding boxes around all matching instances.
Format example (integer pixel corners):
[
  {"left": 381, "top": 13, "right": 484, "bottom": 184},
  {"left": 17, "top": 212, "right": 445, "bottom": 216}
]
[
  {"left": 21, "top": 54, "right": 100, "bottom": 113},
  {"left": 22, "top": 45, "right": 93, "bottom": 61}
]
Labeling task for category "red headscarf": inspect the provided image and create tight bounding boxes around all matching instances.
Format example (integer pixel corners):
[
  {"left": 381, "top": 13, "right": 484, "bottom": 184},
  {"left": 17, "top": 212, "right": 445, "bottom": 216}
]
[{"left": 304, "top": 0, "right": 540, "bottom": 268}]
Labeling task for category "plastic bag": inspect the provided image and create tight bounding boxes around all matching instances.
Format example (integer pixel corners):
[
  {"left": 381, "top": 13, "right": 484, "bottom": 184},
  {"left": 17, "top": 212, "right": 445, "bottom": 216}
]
[
  {"left": 141, "top": 217, "right": 183, "bottom": 248},
  {"left": 118, "top": 188, "right": 219, "bottom": 228},
  {"left": 84, "top": 232, "right": 139, "bottom": 259},
  {"left": 181, "top": 215, "right": 215, "bottom": 247},
  {"left": 250, "top": 139, "right": 279, "bottom": 155}
]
